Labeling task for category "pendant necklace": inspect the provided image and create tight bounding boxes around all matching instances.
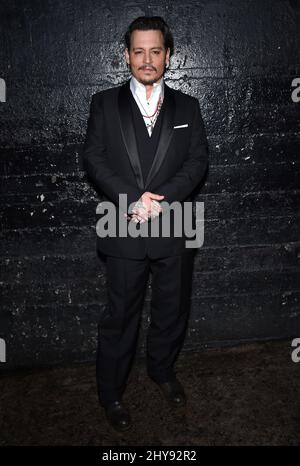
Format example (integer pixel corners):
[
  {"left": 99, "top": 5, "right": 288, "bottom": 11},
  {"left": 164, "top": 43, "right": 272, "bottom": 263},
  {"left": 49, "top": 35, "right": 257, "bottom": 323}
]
[{"left": 135, "top": 92, "right": 163, "bottom": 135}]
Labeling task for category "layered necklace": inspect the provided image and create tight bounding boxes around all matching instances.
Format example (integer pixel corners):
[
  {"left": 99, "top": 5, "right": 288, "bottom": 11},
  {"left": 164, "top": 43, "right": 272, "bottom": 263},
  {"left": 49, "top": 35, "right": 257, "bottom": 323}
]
[{"left": 135, "top": 91, "right": 163, "bottom": 136}]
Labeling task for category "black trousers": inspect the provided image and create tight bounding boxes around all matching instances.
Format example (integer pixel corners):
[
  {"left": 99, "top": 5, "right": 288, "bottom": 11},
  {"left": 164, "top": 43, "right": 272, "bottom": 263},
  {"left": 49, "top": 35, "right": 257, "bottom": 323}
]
[{"left": 96, "top": 249, "right": 195, "bottom": 407}]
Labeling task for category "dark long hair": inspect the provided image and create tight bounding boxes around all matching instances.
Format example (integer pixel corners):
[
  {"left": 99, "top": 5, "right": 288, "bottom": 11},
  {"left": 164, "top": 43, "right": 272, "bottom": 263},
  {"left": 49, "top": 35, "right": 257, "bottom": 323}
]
[{"left": 124, "top": 16, "right": 174, "bottom": 57}]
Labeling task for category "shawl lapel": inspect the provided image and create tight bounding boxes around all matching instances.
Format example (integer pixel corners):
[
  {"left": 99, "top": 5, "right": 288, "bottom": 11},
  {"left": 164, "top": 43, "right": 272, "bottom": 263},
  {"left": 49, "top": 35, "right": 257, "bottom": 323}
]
[{"left": 118, "top": 78, "right": 176, "bottom": 190}]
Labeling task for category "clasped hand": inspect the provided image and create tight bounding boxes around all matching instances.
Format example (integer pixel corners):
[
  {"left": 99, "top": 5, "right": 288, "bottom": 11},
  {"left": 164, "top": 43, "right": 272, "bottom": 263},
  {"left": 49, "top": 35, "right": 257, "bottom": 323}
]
[{"left": 125, "top": 192, "right": 164, "bottom": 223}]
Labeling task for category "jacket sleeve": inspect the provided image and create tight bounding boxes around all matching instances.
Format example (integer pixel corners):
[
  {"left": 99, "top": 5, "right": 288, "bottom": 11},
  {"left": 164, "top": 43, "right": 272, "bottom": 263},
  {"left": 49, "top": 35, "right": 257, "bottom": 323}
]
[
  {"left": 82, "top": 93, "right": 143, "bottom": 213},
  {"left": 155, "top": 98, "right": 208, "bottom": 204}
]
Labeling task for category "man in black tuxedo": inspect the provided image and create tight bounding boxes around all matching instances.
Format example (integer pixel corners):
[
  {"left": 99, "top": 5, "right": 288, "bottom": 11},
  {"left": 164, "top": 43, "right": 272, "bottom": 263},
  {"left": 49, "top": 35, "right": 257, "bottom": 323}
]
[{"left": 83, "top": 16, "right": 208, "bottom": 431}]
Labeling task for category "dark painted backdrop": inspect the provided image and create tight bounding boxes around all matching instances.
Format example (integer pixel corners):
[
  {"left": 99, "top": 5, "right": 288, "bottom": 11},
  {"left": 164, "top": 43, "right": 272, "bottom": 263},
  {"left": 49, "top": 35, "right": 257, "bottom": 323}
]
[{"left": 0, "top": 0, "right": 299, "bottom": 369}]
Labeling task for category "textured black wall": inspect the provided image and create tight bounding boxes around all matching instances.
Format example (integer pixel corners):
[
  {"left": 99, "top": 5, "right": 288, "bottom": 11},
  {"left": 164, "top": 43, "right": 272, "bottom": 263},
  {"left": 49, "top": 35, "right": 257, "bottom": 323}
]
[{"left": 0, "top": 0, "right": 299, "bottom": 369}]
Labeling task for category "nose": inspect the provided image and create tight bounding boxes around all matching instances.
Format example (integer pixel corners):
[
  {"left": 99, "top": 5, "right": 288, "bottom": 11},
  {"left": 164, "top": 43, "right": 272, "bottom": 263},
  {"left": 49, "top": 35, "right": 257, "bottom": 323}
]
[{"left": 144, "top": 52, "right": 152, "bottom": 65}]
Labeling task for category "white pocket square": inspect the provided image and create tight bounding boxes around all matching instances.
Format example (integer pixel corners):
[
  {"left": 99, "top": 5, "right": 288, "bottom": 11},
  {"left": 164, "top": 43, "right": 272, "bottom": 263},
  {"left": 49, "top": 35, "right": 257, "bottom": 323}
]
[{"left": 173, "top": 124, "right": 188, "bottom": 129}]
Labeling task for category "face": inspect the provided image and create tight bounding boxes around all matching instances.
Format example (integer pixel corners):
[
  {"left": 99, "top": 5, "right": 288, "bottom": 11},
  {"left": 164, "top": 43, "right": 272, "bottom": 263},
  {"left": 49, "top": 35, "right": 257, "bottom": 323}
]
[{"left": 125, "top": 29, "right": 170, "bottom": 85}]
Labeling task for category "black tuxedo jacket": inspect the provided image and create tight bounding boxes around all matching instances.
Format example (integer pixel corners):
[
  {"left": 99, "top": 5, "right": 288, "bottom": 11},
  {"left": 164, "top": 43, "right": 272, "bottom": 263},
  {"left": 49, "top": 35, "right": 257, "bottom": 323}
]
[{"left": 83, "top": 78, "right": 208, "bottom": 259}]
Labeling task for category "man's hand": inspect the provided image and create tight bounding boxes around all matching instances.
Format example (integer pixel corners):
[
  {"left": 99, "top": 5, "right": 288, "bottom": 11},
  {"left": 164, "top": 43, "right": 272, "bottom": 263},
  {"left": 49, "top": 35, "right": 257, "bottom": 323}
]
[{"left": 127, "top": 192, "right": 164, "bottom": 223}]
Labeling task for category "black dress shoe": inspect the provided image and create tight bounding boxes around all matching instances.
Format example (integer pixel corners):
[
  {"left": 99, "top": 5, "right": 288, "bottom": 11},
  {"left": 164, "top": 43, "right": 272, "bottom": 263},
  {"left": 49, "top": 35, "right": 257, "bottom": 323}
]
[
  {"left": 157, "top": 378, "right": 187, "bottom": 408},
  {"left": 104, "top": 401, "right": 132, "bottom": 432}
]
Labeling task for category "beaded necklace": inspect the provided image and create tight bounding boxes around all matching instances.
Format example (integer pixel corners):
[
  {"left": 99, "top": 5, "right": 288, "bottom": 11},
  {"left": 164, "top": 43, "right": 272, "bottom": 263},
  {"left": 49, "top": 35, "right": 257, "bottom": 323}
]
[{"left": 135, "top": 92, "right": 163, "bottom": 135}]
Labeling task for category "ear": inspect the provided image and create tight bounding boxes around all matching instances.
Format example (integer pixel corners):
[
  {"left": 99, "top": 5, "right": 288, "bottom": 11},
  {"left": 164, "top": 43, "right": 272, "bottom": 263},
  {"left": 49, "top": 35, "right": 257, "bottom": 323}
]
[
  {"left": 166, "top": 47, "right": 170, "bottom": 64},
  {"left": 125, "top": 48, "right": 130, "bottom": 65}
]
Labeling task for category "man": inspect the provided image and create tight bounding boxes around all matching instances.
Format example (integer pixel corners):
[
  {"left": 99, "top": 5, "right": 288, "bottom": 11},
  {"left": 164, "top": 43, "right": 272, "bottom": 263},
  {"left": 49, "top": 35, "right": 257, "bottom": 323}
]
[{"left": 83, "top": 16, "right": 208, "bottom": 432}]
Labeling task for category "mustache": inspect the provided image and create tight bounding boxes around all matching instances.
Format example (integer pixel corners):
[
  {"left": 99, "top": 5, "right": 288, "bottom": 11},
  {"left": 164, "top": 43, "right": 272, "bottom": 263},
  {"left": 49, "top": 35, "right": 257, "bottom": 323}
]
[{"left": 140, "top": 66, "right": 156, "bottom": 70}]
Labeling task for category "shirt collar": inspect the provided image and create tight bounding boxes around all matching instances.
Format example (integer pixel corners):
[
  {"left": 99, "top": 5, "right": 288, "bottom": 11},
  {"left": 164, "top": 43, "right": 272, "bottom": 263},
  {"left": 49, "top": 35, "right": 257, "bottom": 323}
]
[{"left": 130, "top": 75, "right": 164, "bottom": 101}]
